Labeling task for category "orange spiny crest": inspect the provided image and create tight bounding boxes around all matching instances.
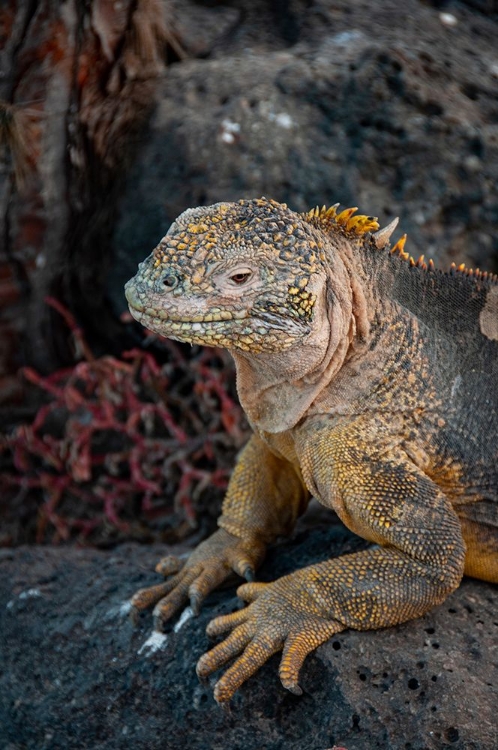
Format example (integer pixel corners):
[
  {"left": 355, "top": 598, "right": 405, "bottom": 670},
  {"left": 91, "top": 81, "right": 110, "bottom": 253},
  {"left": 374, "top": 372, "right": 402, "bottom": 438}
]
[
  {"left": 303, "top": 203, "right": 378, "bottom": 237},
  {"left": 390, "top": 234, "right": 409, "bottom": 260},
  {"left": 305, "top": 206, "right": 320, "bottom": 220},
  {"left": 449, "top": 263, "right": 498, "bottom": 283},
  {"left": 422, "top": 258, "right": 498, "bottom": 284},
  {"left": 391, "top": 240, "right": 441, "bottom": 275},
  {"left": 450, "top": 262, "right": 471, "bottom": 277},
  {"left": 302, "top": 203, "right": 498, "bottom": 284},
  {"left": 305, "top": 204, "right": 339, "bottom": 222},
  {"left": 346, "top": 214, "right": 380, "bottom": 234},
  {"left": 336, "top": 207, "right": 358, "bottom": 226}
]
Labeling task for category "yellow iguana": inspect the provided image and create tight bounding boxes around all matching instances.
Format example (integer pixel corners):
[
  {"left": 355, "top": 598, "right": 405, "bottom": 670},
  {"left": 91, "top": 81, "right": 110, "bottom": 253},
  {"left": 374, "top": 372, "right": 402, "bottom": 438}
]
[{"left": 125, "top": 197, "right": 498, "bottom": 704}]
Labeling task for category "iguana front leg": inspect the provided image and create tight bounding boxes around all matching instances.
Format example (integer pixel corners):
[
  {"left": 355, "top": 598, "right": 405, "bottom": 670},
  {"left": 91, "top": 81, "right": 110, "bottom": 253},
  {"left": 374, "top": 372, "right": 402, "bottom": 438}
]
[
  {"left": 197, "top": 421, "right": 466, "bottom": 702},
  {"left": 131, "top": 434, "right": 309, "bottom": 624}
]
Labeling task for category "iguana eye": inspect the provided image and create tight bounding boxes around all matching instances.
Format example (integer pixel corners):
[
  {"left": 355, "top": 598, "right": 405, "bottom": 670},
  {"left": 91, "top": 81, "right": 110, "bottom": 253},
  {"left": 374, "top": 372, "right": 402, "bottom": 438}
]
[
  {"left": 213, "top": 266, "right": 258, "bottom": 293},
  {"left": 229, "top": 271, "right": 252, "bottom": 285}
]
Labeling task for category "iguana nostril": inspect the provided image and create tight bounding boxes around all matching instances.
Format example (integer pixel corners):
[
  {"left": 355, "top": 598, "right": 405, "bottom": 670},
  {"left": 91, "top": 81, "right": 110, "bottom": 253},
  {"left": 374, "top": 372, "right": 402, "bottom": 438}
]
[
  {"left": 152, "top": 272, "right": 180, "bottom": 294},
  {"left": 162, "top": 274, "right": 179, "bottom": 289}
]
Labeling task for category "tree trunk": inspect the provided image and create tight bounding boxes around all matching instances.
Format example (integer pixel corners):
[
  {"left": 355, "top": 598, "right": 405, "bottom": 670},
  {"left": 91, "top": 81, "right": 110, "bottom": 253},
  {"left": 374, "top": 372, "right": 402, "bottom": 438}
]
[{"left": 0, "top": 0, "right": 176, "bottom": 379}]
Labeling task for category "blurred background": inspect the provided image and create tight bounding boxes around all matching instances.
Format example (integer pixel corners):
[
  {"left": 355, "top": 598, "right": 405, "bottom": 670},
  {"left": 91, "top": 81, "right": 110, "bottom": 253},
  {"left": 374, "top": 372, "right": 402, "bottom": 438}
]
[{"left": 1, "top": 0, "right": 497, "bottom": 547}]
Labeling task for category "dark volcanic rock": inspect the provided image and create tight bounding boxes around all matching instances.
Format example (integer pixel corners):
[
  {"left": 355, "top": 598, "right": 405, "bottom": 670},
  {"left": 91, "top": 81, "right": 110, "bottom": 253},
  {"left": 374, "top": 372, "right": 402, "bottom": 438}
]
[{"left": 1, "top": 521, "right": 496, "bottom": 750}]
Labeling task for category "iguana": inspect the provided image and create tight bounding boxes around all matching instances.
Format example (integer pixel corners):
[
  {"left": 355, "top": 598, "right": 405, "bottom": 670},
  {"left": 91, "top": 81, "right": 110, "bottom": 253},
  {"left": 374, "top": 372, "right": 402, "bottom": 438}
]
[{"left": 125, "top": 197, "right": 498, "bottom": 704}]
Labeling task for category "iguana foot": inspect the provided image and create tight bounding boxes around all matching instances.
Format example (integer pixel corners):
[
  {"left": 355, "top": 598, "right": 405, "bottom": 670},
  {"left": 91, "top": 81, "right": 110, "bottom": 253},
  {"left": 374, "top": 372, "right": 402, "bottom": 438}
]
[
  {"left": 196, "top": 579, "right": 342, "bottom": 704},
  {"left": 130, "top": 528, "right": 265, "bottom": 625}
]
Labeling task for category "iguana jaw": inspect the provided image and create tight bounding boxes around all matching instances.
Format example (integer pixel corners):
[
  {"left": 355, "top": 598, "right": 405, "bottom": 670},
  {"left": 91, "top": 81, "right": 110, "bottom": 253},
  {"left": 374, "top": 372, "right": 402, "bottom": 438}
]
[{"left": 125, "top": 277, "right": 310, "bottom": 353}]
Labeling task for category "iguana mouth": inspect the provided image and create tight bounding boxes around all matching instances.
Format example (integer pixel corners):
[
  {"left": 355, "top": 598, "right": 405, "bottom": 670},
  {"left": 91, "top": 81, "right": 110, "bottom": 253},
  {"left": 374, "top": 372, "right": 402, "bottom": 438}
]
[
  {"left": 129, "top": 306, "right": 249, "bottom": 325},
  {"left": 128, "top": 306, "right": 300, "bottom": 352},
  {"left": 128, "top": 306, "right": 248, "bottom": 329},
  {"left": 127, "top": 298, "right": 305, "bottom": 352},
  {"left": 126, "top": 284, "right": 305, "bottom": 334}
]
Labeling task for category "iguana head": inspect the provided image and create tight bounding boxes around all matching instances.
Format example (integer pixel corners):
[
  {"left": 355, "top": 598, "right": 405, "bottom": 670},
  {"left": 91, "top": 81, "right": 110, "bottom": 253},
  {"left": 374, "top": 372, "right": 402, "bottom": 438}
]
[{"left": 125, "top": 197, "right": 381, "bottom": 354}]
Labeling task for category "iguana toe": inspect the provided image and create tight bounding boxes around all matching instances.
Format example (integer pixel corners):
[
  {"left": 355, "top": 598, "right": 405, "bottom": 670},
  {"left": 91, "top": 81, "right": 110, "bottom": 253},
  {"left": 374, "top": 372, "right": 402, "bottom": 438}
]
[
  {"left": 130, "top": 578, "right": 179, "bottom": 611},
  {"left": 155, "top": 555, "right": 183, "bottom": 577}
]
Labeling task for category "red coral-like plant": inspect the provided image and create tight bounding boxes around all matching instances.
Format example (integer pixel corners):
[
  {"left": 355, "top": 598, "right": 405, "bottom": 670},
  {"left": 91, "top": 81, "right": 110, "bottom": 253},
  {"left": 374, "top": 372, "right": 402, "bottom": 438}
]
[{"left": 1, "top": 298, "right": 247, "bottom": 544}]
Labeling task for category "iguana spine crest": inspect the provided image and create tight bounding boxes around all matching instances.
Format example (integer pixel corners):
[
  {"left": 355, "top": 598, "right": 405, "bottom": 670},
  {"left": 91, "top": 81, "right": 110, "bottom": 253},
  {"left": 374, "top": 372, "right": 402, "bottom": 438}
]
[
  {"left": 303, "top": 204, "right": 380, "bottom": 235},
  {"left": 303, "top": 202, "right": 498, "bottom": 284}
]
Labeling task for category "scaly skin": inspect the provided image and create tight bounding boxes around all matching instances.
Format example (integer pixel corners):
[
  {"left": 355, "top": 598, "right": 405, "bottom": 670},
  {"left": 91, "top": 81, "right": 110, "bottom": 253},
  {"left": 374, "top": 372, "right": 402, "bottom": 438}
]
[{"left": 125, "top": 197, "right": 498, "bottom": 703}]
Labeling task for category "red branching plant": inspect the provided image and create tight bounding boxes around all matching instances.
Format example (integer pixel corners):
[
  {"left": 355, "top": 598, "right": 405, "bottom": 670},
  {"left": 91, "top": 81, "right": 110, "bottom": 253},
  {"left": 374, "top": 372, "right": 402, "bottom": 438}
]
[{"left": 1, "top": 298, "right": 248, "bottom": 545}]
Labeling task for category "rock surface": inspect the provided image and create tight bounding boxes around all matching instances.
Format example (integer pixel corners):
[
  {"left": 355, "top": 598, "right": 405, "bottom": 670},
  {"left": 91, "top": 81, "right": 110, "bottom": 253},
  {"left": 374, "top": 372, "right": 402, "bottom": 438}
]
[{"left": 1, "top": 517, "right": 496, "bottom": 750}]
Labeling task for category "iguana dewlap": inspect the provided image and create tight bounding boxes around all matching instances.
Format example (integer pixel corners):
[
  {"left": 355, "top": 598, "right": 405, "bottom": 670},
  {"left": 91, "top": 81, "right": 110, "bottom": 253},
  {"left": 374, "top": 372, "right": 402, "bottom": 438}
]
[{"left": 125, "top": 198, "right": 498, "bottom": 704}]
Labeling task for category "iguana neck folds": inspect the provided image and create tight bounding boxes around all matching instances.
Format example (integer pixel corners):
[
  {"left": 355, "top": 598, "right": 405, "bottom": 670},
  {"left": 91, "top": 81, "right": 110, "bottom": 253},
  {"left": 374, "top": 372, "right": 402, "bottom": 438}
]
[{"left": 233, "top": 251, "right": 364, "bottom": 433}]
